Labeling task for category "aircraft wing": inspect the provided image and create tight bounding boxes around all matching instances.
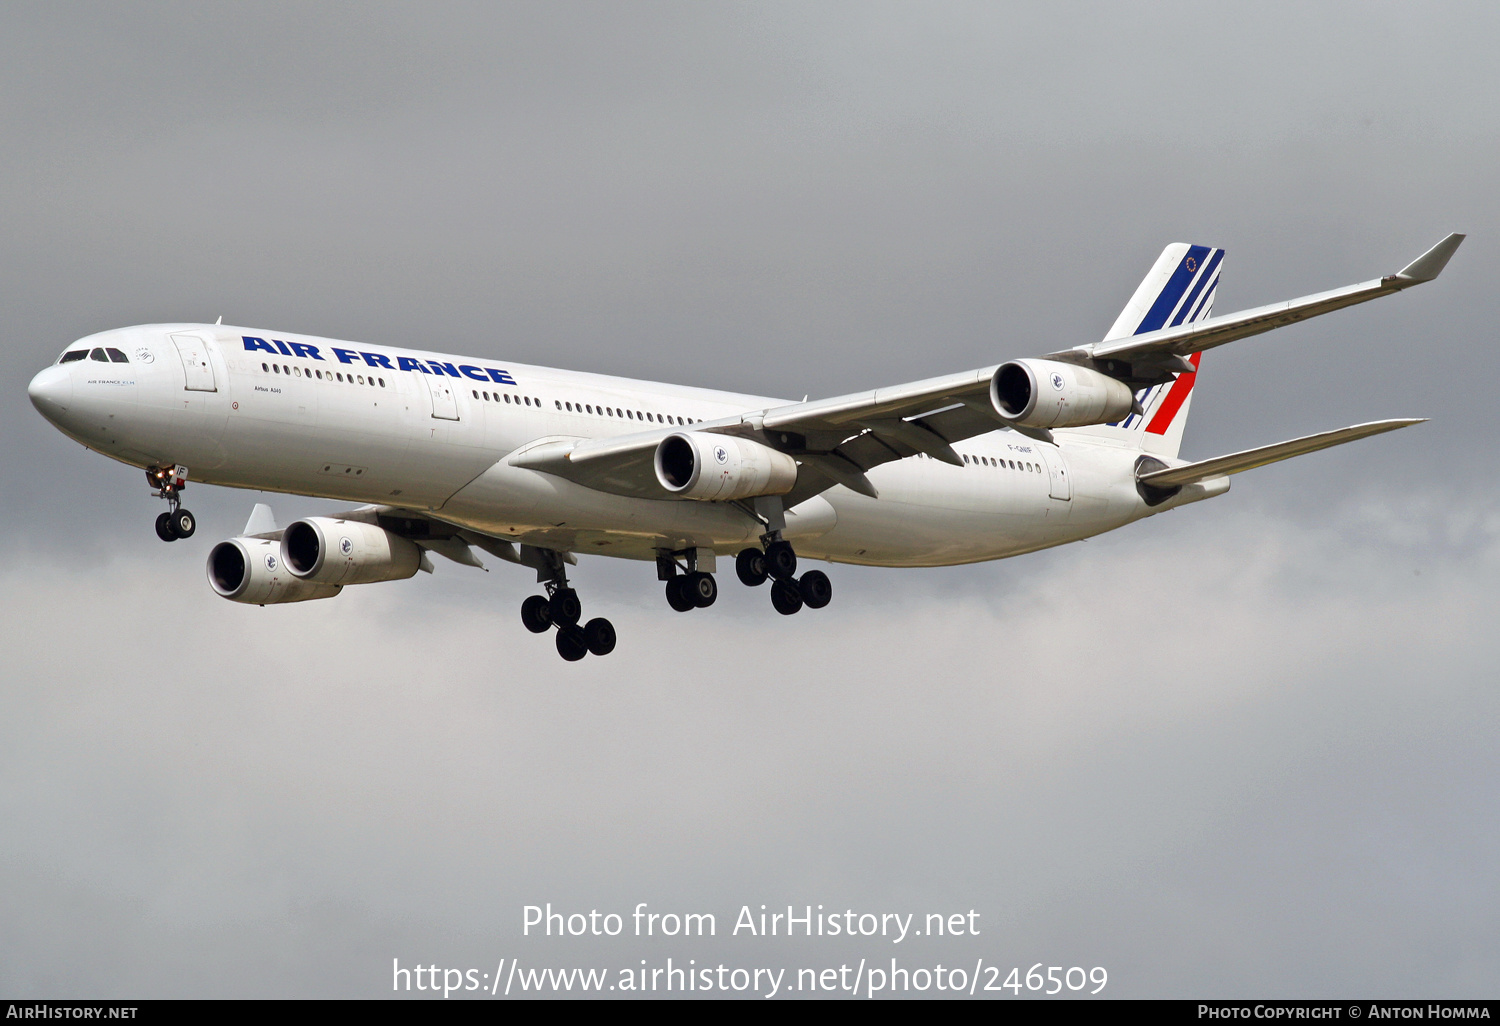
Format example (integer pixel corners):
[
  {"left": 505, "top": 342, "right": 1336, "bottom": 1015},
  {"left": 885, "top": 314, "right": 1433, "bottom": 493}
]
[
  {"left": 505, "top": 235, "right": 1459, "bottom": 510},
  {"left": 1052, "top": 234, "right": 1464, "bottom": 368},
  {"left": 508, "top": 430, "right": 682, "bottom": 499},
  {"left": 1136, "top": 418, "right": 1425, "bottom": 489}
]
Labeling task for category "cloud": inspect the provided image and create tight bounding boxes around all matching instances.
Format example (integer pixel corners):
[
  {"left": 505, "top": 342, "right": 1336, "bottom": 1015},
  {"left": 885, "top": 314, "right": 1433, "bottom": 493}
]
[{"left": 2, "top": 487, "right": 1495, "bottom": 996}]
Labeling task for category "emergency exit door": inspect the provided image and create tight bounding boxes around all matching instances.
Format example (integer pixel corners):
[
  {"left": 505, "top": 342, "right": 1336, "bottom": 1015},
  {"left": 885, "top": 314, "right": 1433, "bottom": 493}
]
[
  {"left": 426, "top": 375, "right": 459, "bottom": 420},
  {"left": 170, "top": 333, "right": 217, "bottom": 391}
]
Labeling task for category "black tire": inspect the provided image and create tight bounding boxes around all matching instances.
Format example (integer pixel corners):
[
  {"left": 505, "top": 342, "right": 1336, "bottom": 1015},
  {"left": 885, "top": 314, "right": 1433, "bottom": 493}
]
[
  {"left": 665, "top": 576, "right": 696, "bottom": 612},
  {"left": 765, "top": 540, "right": 797, "bottom": 580},
  {"left": 155, "top": 511, "right": 177, "bottom": 542},
  {"left": 548, "top": 587, "right": 582, "bottom": 627},
  {"left": 735, "top": 547, "right": 769, "bottom": 587},
  {"left": 521, "top": 594, "right": 552, "bottom": 633},
  {"left": 771, "top": 577, "right": 803, "bottom": 615},
  {"left": 583, "top": 617, "right": 617, "bottom": 656},
  {"left": 799, "top": 570, "right": 832, "bottom": 609},
  {"left": 170, "top": 509, "right": 196, "bottom": 539},
  {"left": 555, "top": 627, "right": 589, "bottom": 661},
  {"left": 688, "top": 571, "right": 717, "bottom": 608}
]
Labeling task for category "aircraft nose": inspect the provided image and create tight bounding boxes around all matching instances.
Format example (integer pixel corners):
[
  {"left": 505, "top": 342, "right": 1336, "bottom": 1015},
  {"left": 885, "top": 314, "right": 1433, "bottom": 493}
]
[{"left": 28, "top": 364, "right": 73, "bottom": 424}]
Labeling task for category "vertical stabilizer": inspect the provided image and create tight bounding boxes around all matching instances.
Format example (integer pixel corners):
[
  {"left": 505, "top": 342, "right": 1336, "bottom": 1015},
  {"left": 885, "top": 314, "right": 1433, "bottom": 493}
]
[{"left": 1062, "top": 243, "right": 1222, "bottom": 459}]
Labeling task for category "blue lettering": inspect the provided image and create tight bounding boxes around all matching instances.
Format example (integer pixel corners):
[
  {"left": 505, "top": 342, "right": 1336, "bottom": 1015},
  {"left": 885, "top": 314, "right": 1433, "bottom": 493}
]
[
  {"left": 397, "top": 356, "right": 432, "bottom": 374},
  {"left": 362, "top": 352, "right": 395, "bottom": 369},
  {"left": 458, "top": 364, "right": 489, "bottom": 382},
  {"left": 242, "top": 336, "right": 277, "bottom": 354},
  {"left": 332, "top": 348, "right": 360, "bottom": 364},
  {"left": 486, "top": 369, "right": 517, "bottom": 386},
  {"left": 272, "top": 339, "right": 294, "bottom": 356},
  {"left": 428, "top": 361, "right": 460, "bottom": 377},
  {"left": 288, "top": 342, "right": 324, "bottom": 360}
]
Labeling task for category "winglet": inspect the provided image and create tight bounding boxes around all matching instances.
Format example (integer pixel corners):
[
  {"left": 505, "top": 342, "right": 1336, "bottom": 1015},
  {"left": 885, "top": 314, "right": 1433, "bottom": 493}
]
[
  {"left": 243, "top": 503, "right": 277, "bottom": 536},
  {"left": 1395, "top": 233, "right": 1465, "bottom": 283}
]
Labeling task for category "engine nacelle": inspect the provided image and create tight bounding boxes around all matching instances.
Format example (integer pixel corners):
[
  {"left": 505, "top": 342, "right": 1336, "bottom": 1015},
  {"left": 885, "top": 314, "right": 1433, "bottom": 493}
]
[
  {"left": 654, "top": 432, "right": 798, "bottom": 501},
  {"left": 280, "top": 517, "right": 423, "bottom": 586},
  {"left": 207, "top": 537, "right": 343, "bottom": 605},
  {"left": 990, "top": 359, "right": 1135, "bottom": 429}
]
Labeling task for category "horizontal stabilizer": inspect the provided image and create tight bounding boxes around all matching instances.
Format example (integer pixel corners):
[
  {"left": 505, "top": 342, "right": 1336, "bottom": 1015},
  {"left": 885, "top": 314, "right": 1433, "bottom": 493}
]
[{"left": 1137, "top": 418, "right": 1426, "bottom": 488}]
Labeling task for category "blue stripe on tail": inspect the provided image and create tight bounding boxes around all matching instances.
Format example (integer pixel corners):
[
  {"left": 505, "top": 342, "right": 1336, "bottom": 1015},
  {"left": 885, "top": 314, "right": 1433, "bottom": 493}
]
[
  {"left": 1135, "top": 245, "right": 1212, "bottom": 333},
  {"left": 1169, "top": 249, "right": 1223, "bottom": 327}
]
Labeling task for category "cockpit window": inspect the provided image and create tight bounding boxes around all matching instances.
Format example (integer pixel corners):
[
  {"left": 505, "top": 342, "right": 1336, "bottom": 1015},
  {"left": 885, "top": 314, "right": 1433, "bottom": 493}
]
[
  {"left": 89, "top": 348, "right": 110, "bottom": 362},
  {"left": 59, "top": 350, "right": 89, "bottom": 363},
  {"left": 106, "top": 347, "right": 129, "bottom": 363}
]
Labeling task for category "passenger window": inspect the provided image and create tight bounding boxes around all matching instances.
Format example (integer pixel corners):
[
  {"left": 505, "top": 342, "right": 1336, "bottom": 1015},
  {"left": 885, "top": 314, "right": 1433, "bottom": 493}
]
[
  {"left": 106, "top": 348, "right": 129, "bottom": 363},
  {"left": 59, "top": 350, "right": 89, "bottom": 363},
  {"left": 273, "top": 364, "right": 281, "bottom": 373},
  {"left": 379, "top": 378, "right": 385, "bottom": 387}
]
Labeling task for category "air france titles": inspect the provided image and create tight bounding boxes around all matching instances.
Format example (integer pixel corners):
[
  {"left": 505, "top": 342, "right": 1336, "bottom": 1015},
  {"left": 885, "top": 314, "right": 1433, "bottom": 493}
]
[{"left": 241, "top": 337, "right": 516, "bottom": 386}]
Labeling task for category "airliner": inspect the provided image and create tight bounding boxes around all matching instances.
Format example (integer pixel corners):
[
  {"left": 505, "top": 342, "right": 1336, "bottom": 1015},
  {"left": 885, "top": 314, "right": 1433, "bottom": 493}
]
[{"left": 27, "top": 234, "right": 1463, "bottom": 660}]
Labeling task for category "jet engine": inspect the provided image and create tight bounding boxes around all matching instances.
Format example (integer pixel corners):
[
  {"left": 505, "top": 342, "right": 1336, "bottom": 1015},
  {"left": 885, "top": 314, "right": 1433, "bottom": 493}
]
[
  {"left": 654, "top": 432, "right": 798, "bottom": 501},
  {"left": 207, "top": 537, "right": 343, "bottom": 605},
  {"left": 280, "top": 517, "right": 423, "bottom": 586},
  {"left": 990, "top": 359, "right": 1135, "bottom": 429}
]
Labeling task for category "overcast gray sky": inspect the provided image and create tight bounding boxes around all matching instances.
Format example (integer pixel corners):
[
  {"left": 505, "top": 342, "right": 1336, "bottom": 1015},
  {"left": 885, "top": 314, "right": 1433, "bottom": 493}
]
[{"left": 2, "top": 1, "right": 1497, "bottom": 999}]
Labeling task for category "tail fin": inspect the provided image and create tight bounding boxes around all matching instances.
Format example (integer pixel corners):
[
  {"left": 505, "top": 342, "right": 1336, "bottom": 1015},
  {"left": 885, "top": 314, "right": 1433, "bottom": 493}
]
[{"left": 1064, "top": 243, "right": 1223, "bottom": 459}]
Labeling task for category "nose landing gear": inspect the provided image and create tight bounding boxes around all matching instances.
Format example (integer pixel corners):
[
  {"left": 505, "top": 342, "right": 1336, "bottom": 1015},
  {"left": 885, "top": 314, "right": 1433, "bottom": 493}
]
[
  {"left": 147, "top": 465, "right": 195, "bottom": 541},
  {"left": 518, "top": 547, "right": 616, "bottom": 660}
]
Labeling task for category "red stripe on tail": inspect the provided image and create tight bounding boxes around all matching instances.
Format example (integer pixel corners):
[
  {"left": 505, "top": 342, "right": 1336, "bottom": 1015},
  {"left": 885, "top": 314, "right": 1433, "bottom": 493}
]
[{"left": 1144, "top": 353, "right": 1201, "bottom": 435}]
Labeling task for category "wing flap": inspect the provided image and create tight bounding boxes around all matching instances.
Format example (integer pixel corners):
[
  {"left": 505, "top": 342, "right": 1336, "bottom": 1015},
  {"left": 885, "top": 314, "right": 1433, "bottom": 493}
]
[{"left": 1137, "top": 419, "right": 1426, "bottom": 488}]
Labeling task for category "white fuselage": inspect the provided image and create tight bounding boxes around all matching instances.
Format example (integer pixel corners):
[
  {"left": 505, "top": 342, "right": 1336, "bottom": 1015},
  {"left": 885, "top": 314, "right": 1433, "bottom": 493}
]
[{"left": 28, "top": 324, "right": 1222, "bottom": 567}]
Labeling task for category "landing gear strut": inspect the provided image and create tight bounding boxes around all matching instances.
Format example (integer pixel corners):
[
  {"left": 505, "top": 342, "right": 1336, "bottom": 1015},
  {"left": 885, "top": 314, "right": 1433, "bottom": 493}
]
[
  {"left": 147, "top": 465, "right": 195, "bottom": 541},
  {"left": 517, "top": 547, "right": 616, "bottom": 660},
  {"left": 657, "top": 547, "right": 718, "bottom": 612},
  {"left": 735, "top": 496, "right": 833, "bottom": 616}
]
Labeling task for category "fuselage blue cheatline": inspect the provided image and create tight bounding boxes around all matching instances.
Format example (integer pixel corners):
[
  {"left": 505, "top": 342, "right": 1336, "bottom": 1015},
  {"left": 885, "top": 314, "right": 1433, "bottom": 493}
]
[{"left": 28, "top": 233, "right": 1464, "bottom": 660}]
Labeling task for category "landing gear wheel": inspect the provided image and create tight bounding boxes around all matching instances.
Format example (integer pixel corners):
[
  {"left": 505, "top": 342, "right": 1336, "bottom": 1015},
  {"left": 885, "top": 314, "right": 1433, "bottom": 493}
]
[
  {"left": 583, "top": 617, "right": 616, "bottom": 656},
  {"left": 765, "top": 540, "right": 797, "bottom": 580},
  {"left": 155, "top": 511, "right": 178, "bottom": 542},
  {"left": 521, "top": 594, "right": 553, "bottom": 633},
  {"left": 555, "top": 627, "right": 588, "bottom": 661},
  {"left": 665, "top": 576, "right": 696, "bottom": 612},
  {"left": 736, "top": 548, "right": 769, "bottom": 587},
  {"left": 687, "top": 571, "right": 718, "bottom": 608},
  {"left": 548, "top": 588, "right": 582, "bottom": 627},
  {"left": 771, "top": 577, "right": 803, "bottom": 615},
  {"left": 798, "top": 570, "right": 832, "bottom": 609}
]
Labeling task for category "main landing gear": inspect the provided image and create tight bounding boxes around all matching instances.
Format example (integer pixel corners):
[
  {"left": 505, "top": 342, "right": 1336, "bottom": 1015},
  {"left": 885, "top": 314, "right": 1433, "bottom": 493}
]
[
  {"left": 657, "top": 548, "right": 718, "bottom": 613},
  {"left": 732, "top": 494, "right": 835, "bottom": 615},
  {"left": 147, "top": 465, "right": 196, "bottom": 542},
  {"left": 735, "top": 538, "right": 832, "bottom": 615},
  {"left": 518, "top": 548, "right": 616, "bottom": 661}
]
